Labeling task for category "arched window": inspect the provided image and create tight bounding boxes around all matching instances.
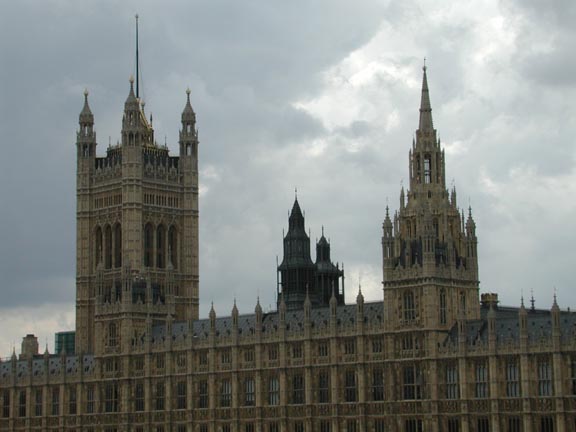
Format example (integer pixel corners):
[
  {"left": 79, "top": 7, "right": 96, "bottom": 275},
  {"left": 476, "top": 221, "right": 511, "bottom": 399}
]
[
  {"left": 114, "top": 224, "right": 122, "bottom": 268},
  {"left": 144, "top": 223, "right": 154, "bottom": 267},
  {"left": 403, "top": 291, "right": 416, "bottom": 322},
  {"left": 440, "top": 288, "right": 447, "bottom": 325},
  {"left": 104, "top": 225, "right": 112, "bottom": 269},
  {"left": 95, "top": 226, "right": 103, "bottom": 267},
  {"left": 157, "top": 224, "right": 166, "bottom": 269},
  {"left": 168, "top": 226, "right": 178, "bottom": 268},
  {"left": 460, "top": 292, "right": 466, "bottom": 315}
]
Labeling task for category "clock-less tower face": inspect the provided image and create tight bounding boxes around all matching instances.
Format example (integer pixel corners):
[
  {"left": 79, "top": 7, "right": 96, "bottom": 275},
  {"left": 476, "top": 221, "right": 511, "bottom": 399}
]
[
  {"left": 75, "top": 82, "right": 199, "bottom": 355},
  {"left": 382, "top": 67, "right": 479, "bottom": 333}
]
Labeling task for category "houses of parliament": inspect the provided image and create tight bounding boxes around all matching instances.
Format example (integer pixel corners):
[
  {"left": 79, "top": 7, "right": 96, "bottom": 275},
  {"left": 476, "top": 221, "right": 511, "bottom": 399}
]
[{"left": 1, "top": 63, "right": 575, "bottom": 432}]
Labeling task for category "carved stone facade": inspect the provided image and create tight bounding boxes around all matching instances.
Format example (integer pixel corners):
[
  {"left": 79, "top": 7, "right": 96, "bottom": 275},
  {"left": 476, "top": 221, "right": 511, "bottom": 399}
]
[{"left": 1, "top": 69, "right": 575, "bottom": 432}]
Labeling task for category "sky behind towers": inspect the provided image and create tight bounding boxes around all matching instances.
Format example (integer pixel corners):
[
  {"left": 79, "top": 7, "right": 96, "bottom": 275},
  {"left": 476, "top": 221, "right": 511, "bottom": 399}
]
[{"left": 0, "top": 0, "right": 575, "bottom": 355}]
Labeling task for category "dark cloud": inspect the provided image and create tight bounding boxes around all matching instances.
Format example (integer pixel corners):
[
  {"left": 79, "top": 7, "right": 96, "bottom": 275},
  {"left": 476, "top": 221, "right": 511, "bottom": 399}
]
[{"left": 1, "top": 0, "right": 575, "bottom": 351}]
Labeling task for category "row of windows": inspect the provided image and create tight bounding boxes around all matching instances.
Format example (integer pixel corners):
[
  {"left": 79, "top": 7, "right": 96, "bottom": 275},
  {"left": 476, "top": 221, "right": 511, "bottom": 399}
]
[
  {"left": 94, "top": 194, "right": 122, "bottom": 209},
  {"left": 143, "top": 223, "right": 178, "bottom": 268},
  {"left": 0, "top": 371, "right": 385, "bottom": 417},
  {"left": 143, "top": 193, "right": 181, "bottom": 208},
  {"left": 438, "top": 360, "right": 554, "bottom": 400},
  {"left": 191, "top": 339, "right": 382, "bottom": 367}
]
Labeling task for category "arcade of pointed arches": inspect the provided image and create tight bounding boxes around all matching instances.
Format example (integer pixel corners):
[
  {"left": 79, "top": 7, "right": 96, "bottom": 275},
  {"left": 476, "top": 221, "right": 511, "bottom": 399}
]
[{"left": 94, "top": 222, "right": 178, "bottom": 270}]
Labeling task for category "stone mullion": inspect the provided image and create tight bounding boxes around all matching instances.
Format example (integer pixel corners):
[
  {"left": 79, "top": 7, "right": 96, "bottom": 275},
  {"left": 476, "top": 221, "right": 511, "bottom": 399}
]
[
  {"left": 519, "top": 352, "right": 532, "bottom": 432},
  {"left": 488, "top": 354, "right": 500, "bottom": 432}
]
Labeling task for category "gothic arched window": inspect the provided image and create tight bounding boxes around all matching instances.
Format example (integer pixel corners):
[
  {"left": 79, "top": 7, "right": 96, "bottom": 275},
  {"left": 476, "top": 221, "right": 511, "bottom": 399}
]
[
  {"left": 168, "top": 226, "right": 178, "bottom": 268},
  {"left": 114, "top": 224, "right": 122, "bottom": 268},
  {"left": 144, "top": 223, "right": 154, "bottom": 267},
  {"left": 104, "top": 225, "right": 112, "bottom": 269},
  {"left": 157, "top": 224, "right": 166, "bottom": 269},
  {"left": 95, "top": 226, "right": 103, "bottom": 267}
]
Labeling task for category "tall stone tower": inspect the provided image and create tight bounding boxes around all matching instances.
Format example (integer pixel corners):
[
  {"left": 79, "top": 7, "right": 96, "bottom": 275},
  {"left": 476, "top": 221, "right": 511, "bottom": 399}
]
[
  {"left": 75, "top": 80, "right": 199, "bottom": 355},
  {"left": 382, "top": 66, "right": 479, "bottom": 333},
  {"left": 278, "top": 198, "right": 344, "bottom": 310}
]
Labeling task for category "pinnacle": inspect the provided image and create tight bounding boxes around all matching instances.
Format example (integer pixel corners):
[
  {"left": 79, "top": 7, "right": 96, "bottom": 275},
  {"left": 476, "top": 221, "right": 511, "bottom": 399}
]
[{"left": 418, "top": 64, "right": 434, "bottom": 131}]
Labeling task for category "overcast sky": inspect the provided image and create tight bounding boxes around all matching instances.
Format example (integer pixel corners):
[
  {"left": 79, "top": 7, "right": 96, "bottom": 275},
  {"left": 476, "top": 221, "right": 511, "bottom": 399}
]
[{"left": 0, "top": 0, "right": 575, "bottom": 356}]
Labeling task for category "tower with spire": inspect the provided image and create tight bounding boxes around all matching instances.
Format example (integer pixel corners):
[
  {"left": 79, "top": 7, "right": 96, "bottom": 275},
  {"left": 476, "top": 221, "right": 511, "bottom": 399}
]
[
  {"left": 277, "top": 197, "right": 344, "bottom": 310},
  {"left": 74, "top": 24, "right": 199, "bottom": 355},
  {"left": 382, "top": 65, "right": 479, "bottom": 332}
]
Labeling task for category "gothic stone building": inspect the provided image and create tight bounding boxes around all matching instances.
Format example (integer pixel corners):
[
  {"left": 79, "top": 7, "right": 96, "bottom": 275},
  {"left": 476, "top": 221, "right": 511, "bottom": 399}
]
[{"left": 1, "top": 68, "right": 576, "bottom": 432}]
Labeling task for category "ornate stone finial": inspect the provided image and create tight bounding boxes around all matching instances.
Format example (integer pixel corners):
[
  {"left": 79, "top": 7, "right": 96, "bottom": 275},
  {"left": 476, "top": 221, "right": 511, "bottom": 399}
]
[
  {"left": 129, "top": 75, "right": 135, "bottom": 84},
  {"left": 423, "top": 57, "right": 427, "bottom": 72},
  {"left": 186, "top": 87, "right": 191, "bottom": 96},
  {"left": 84, "top": 88, "right": 89, "bottom": 98}
]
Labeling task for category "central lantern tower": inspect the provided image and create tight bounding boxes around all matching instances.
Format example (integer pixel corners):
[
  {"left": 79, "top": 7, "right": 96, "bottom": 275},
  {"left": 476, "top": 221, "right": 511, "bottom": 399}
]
[{"left": 382, "top": 66, "right": 479, "bottom": 333}]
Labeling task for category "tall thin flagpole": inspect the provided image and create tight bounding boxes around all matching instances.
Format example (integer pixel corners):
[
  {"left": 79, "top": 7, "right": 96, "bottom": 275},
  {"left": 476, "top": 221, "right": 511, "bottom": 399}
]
[{"left": 135, "top": 14, "right": 139, "bottom": 99}]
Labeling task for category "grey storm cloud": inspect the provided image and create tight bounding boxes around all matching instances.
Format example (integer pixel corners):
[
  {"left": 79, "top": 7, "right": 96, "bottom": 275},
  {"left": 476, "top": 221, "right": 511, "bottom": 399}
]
[{"left": 0, "top": 0, "right": 575, "bottom": 353}]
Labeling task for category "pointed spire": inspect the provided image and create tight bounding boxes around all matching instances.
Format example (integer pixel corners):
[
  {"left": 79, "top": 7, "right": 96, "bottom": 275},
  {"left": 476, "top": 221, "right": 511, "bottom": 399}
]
[
  {"left": 418, "top": 62, "right": 434, "bottom": 131},
  {"left": 356, "top": 284, "right": 364, "bottom": 305},
  {"left": 182, "top": 87, "right": 195, "bottom": 120},
  {"left": 255, "top": 296, "right": 262, "bottom": 315},
  {"left": 80, "top": 89, "right": 93, "bottom": 119}
]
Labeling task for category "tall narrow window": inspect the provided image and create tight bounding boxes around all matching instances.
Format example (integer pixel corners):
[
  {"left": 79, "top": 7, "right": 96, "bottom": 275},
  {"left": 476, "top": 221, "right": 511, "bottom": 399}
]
[
  {"left": 403, "top": 365, "right": 422, "bottom": 400},
  {"left": 345, "top": 370, "right": 357, "bottom": 402},
  {"left": 144, "top": 223, "right": 154, "bottom": 267},
  {"left": 95, "top": 226, "right": 103, "bottom": 267},
  {"left": 540, "top": 416, "right": 554, "bottom": 432},
  {"left": 108, "top": 322, "right": 118, "bottom": 347},
  {"left": 18, "top": 390, "right": 26, "bottom": 418},
  {"left": 86, "top": 386, "right": 94, "bottom": 414},
  {"left": 320, "top": 421, "right": 331, "bottom": 432},
  {"left": 372, "top": 368, "right": 384, "bottom": 401},
  {"left": 104, "top": 383, "right": 118, "bottom": 413},
  {"left": 318, "top": 372, "right": 330, "bottom": 404},
  {"left": 405, "top": 419, "right": 423, "bottom": 432},
  {"left": 446, "top": 365, "right": 459, "bottom": 399},
  {"left": 176, "top": 382, "right": 187, "bottom": 410},
  {"left": 477, "top": 418, "right": 489, "bottom": 432},
  {"left": 135, "top": 383, "right": 144, "bottom": 412},
  {"left": 447, "top": 418, "right": 460, "bottom": 432},
  {"left": 51, "top": 387, "right": 60, "bottom": 416},
  {"left": 244, "top": 378, "right": 255, "bottom": 406},
  {"left": 198, "top": 381, "right": 208, "bottom": 409},
  {"left": 538, "top": 360, "right": 552, "bottom": 396},
  {"left": 508, "top": 417, "right": 521, "bottom": 432},
  {"left": 68, "top": 386, "right": 77, "bottom": 415},
  {"left": 114, "top": 224, "right": 122, "bottom": 268},
  {"left": 506, "top": 361, "right": 520, "bottom": 397},
  {"left": 460, "top": 292, "right": 466, "bottom": 315},
  {"left": 2, "top": 390, "right": 9, "bottom": 418},
  {"left": 168, "top": 226, "right": 178, "bottom": 268},
  {"left": 403, "top": 291, "right": 416, "bottom": 322},
  {"left": 156, "top": 224, "right": 166, "bottom": 268},
  {"left": 104, "top": 225, "right": 112, "bottom": 269},
  {"left": 291, "top": 374, "right": 304, "bottom": 405},
  {"left": 572, "top": 358, "right": 576, "bottom": 395},
  {"left": 439, "top": 288, "right": 447, "bottom": 325},
  {"left": 424, "top": 155, "right": 431, "bottom": 184},
  {"left": 155, "top": 382, "right": 165, "bottom": 411},
  {"left": 220, "top": 379, "right": 231, "bottom": 407},
  {"left": 268, "top": 376, "right": 280, "bottom": 406},
  {"left": 475, "top": 363, "right": 488, "bottom": 398},
  {"left": 34, "top": 389, "right": 42, "bottom": 417}
]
